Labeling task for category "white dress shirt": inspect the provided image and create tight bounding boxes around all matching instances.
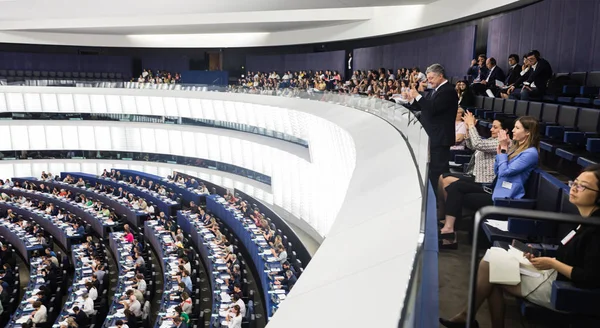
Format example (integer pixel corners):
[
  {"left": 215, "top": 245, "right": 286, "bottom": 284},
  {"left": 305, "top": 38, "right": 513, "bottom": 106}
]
[
  {"left": 82, "top": 297, "right": 95, "bottom": 315},
  {"left": 88, "top": 287, "right": 98, "bottom": 301},
  {"left": 485, "top": 66, "right": 495, "bottom": 82},
  {"left": 32, "top": 305, "right": 47, "bottom": 323}
]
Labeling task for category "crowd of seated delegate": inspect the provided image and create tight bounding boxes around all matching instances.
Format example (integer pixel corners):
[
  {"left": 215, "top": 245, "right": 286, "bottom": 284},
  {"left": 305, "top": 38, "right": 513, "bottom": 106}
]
[
  {"left": 168, "top": 172, "right": 210, "bottom": 195},
  {"left": 55, "top": 241, "right": 106, "bottom": 327},
  {"left": 61, "top": 173, "right": 158, "bottom": 217},
  {"left": 221, "top": 191, "right": 298, "bottom": 291},
  {"left": 100, "top": 169, "right": 187, "bottom": 206},
  {"left": 133, "top": 69, "right": 181, "bottom": 84},
  {"left": 180, "top": 205, "right": 248, "bottom": 327},
  {"left": 16, "top": 178, "right": 119, "bottom": 226},
  {"left": 440, "top": 164, "right": 600, "bottom": 328}
]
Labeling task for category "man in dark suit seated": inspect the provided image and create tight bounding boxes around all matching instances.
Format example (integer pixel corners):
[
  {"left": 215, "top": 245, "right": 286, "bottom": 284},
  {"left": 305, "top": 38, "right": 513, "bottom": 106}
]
[
  {"left": 72, "top": 306, "right": 89, "bottom": 327},
  {"left": 471, "top": 57, "right": 505, "bottom": 96},
  {"left": 509, "top": 50, "right": 553, "bottom": 101},
  {"left": 407, "top": 63, "right": 459, "bottom": 189}
]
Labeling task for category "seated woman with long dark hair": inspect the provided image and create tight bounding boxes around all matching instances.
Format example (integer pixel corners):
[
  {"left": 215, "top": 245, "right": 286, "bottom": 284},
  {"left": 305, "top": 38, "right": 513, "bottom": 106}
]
[
  {"left": 438, "top": 111, "right": 510, "bottom": 225},
  {"left": 440, "top": 164, "right": 600, "bottom": 328},
  {"left": 440, "top": 116, "right": 540, "bottom": 248}
]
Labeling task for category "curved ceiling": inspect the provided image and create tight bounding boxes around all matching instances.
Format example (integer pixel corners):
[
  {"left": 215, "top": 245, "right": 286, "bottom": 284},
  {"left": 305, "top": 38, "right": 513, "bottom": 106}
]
[{"left": 0, "top": 0, "right": 535, "bottom": 47}]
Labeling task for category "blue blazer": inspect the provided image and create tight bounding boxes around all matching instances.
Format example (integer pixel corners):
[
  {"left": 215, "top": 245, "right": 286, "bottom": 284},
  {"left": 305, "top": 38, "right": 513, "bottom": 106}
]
[{"left": 492, "top": 147, "right": 538, "bottom": 200}]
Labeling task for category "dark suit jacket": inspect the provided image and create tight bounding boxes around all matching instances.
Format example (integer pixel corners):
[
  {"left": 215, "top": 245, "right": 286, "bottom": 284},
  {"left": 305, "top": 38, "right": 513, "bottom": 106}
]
[
  {"left": 74, "top": 311, "right": 89, "bottom": 327},
  {"left": 505, "top": 64, "right": 522, "bottom": 86},
  {"left": 409, "top": 81, "right": 459, "bottom": 147},
  {"left": 526, "top": 58, "right": 553, "bottom": 93},
  {"left": 485, "top": 66, "right": 505, "bottom": 86}
]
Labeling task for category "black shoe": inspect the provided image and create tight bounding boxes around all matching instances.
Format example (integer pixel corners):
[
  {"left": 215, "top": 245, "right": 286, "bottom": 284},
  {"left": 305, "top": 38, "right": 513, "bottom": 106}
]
[
  {"left": 439, "top": 318, "right": 479, "bottom": 328},
  {"left": 439, "top": 239, "right": 458, "bottom": 250},
  {"left": 439, "top": 231, "right": 456, "bottom": 239}
]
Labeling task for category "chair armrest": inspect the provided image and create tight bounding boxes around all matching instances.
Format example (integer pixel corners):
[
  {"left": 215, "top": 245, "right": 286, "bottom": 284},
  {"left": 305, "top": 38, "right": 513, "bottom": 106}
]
[
  {"left": 586, "top": 138, "right": 600, "bottom": 153},
  {"left": 493, "top": 198, "right": 536, "bottom": 209},
  {"left": 551, "top": 280, "right": 600, "bottom": 315},
  {"left": 454, "top": 154, "right": 472, "bottom": 165},
  {"left": 564, "top": 131, "right": 586, "bottom": 145}
]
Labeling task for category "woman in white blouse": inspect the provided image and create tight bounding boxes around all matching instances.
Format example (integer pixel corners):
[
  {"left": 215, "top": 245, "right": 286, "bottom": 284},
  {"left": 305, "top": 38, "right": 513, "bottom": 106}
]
[{"left": 226, "top": 305, "right": 243, "bottom": 328}]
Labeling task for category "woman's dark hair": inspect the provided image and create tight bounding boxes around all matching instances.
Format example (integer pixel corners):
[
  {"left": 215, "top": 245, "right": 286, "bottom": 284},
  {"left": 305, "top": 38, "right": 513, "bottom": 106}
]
[
  {"left": 582, "top": 164, "right": 600, "bottom": 193},
  {"left": 495, "top": 117, "right": 514, "bottom": 137}
]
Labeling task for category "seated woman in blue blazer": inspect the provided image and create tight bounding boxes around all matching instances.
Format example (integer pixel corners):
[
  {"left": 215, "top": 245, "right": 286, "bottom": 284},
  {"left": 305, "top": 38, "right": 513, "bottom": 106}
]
[
  {"left": 441, "top": 164, "right": 600, "bottom": 328},
  {"left": 439, "top": 116, "right": 540, "bottom": 249}
]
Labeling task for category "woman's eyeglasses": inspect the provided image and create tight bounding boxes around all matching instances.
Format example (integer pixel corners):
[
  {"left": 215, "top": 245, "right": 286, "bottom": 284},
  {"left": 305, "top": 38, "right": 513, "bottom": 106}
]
[{"left": 568, "top": 180, "right": 600, "bottom": 193}]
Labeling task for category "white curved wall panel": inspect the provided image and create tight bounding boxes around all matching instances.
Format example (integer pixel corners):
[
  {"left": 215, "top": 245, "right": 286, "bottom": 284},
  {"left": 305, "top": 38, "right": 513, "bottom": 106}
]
[{"left": 0, "top": 120, "right": 354, "bottom": 237}]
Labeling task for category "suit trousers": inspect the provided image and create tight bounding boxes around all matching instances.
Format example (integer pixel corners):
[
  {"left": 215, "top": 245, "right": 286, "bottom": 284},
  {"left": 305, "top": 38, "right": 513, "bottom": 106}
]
[
  {"left": 429, "top": 145, "right": 450, "bottom": 190},
  {"left": 445, "top": 179, "right": 493, "bottom": 218}
]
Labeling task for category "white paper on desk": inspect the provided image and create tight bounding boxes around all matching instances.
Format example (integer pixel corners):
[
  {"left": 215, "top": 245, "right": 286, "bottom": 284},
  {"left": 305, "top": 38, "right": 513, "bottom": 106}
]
[
  {"left": 485, "top": 219, "right": 508, "bottom": 232},
  {"left": 16, "top": 316, "right": 30, "bottom": 324},
  {"left": 495, "top": 80, "right": 505, "bottom": 87},
  {"left": 488, "top": 247, "right": 521, "bottom": 285},
  {"left": 220, "top": 292, "right": 231, "bottom": 302}
]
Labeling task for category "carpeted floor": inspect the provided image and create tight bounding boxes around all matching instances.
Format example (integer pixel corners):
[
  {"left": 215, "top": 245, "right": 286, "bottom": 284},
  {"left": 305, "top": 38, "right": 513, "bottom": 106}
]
[{"left": 438, "top": 231, "right": 523, "bottom": 328}]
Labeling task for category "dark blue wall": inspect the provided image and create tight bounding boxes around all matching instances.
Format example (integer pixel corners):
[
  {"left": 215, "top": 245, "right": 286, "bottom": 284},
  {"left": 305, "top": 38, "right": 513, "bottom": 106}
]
[
  {"left": 487, "top": 0, "right": 600, "bottom": 74},
  {"left": 180, "top": 70, "right": 228, "bottom": 85},
  {"left": 140, "top": 55, "right": 190, "bottom": 74},
  {"left": 353, "top": 25, "right": 477, "bottom": 79},
  {"left": 246, "top": 50, "right": 346, "bottom": 76},
  {"left": 0, "top": 51, "right": 132, "bottom": 74}
]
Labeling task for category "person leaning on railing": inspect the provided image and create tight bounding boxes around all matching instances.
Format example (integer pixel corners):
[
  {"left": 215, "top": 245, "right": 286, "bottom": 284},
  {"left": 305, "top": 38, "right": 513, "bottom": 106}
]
[{"left": 441, "top": 164, "right": 600, "bottom": 328}]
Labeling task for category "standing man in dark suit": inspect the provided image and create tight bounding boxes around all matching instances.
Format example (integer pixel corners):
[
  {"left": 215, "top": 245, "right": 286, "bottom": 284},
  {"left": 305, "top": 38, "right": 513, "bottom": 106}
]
[{"left": 408, "top": 63, "right": 459, "bottom": 188}]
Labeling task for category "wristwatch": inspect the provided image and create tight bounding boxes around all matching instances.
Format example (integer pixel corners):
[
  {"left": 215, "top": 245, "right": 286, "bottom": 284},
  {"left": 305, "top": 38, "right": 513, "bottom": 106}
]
[{"left": 500, "top": 149, "right": 507, "bottom": 154}]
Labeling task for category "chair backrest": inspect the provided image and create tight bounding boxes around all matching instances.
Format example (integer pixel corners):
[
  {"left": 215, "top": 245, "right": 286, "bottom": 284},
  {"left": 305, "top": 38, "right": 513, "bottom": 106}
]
[
  {"left": 527, "top": 102, "right": 543, "bottom": 121},
  {"left": 557, "top": 105, "right": 578, "bottom": 127},
  {"left": 541, "top": 103, "right": 559, "bottom": 123},
  {"left": 503, "top": 99, "right": 516, "bottom": 115},
  {"left": 483, "top": 97, "right": 494, "bottom": 110},
  {"left": 536, "top": 171, "right": 563, "bottom": 212},
  {"left": 515, "top": 100, "right": 529, "bottom": 117},
  {"left": 569, "top": 72, "right": 587, "bottom": 86},
  {"left": 576, "top": 107, "right": 600, "bottom": 133},
  {"left": 474, "top": 96, "right": 484, "bottom": 108},
  {"left": 586, "top": 71, "right": 600, "bottom": 87},
  {"left": 524, "top": 169, "right": 541, "bottom": 199},
  {"left": 493, "top": 98, "right": 504, "bottom": 112}
]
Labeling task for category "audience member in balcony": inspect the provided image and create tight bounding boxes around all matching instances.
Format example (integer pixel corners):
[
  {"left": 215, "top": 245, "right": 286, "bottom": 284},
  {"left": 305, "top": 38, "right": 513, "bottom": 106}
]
[
  {"left": 472, "top": 57, "right": 505, "bottom": 96},
  {"left": 407, "top": 63, "right": 459, "bottom": 188},
  {"left": 451, "top": 107, "right": 467, "bottom": 150},
  {"left": 501, "top": 54, "right": 532, "bottom": 99},
  {"left": 509, "top": 50, "right": 553, "bottom": 101},
  {"left": 470, "top": 54, "right": 489, "bottom": 83},
  {"left": 456, "top": 80, "right": 475, "bottom": 108},
  {"left": 441, "top": 164, "right": 600, "bottom": 328},
  {"left": 504, "top": 54, "right": 522, "bottom": 87},
  {"left": 439, "top": 116, "right": 539, "bottom": 248}
]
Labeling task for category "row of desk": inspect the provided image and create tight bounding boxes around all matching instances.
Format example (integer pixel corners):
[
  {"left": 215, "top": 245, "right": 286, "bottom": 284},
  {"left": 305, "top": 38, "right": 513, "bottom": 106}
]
[
  {"left": 177, "top": 211, "right": 235, "bottom": 326},
  {"left": 0, "top": 218, "right": 44, "bottom": 263},
  {"left": 53, "top": 243, "right": 95, "bottom": 327},
  {"left": 145, "top": 220, "right": 184, "bottom": 328},
  {"left": 62, "top": 172, "right": 179, "bottom": 217},
  {"left": 0, "top": 188, "right": 85, "bottom": 250},
  {"left": 12, "top": 177, "right": 147, "bottom": 231},
  {"left": 173, "top": 171, "right": 227, "bottom": 196},
  {"left": 103, "top": 232, "right": 136, "bottom": 328},
  {"left": 206, "top": 195, "right": 284, "bottom": 319},
  {"left": 117, "top": 169, "right": 207, "bottom": 206},
  {"left": 5, "top": 256, "right": 44, "bottom": 327}
]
